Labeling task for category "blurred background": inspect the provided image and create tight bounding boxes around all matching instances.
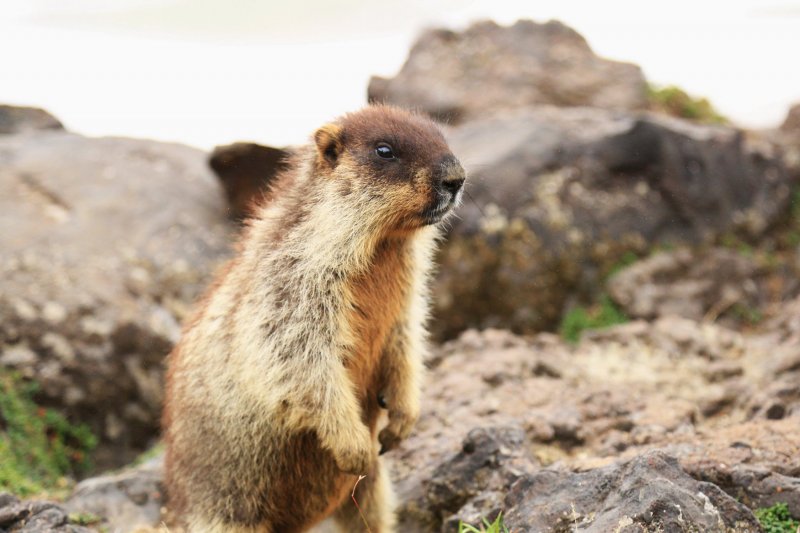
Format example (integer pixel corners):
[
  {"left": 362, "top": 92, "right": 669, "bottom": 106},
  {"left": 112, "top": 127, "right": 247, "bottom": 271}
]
[{"left": 2, "top": 0, "right": 800, "bottom": 148}]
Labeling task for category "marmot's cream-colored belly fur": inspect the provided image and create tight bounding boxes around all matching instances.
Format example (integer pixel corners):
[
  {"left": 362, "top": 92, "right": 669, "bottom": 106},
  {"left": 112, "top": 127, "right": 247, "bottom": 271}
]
[{"left": 163, "top": 105, "right": 466, "bottom": 532}]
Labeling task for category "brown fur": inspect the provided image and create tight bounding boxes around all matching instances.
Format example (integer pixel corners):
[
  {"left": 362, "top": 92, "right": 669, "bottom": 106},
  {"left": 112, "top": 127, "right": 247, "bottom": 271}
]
[{"left": 162, "top": 105, "right": 465, "bottom": 532}]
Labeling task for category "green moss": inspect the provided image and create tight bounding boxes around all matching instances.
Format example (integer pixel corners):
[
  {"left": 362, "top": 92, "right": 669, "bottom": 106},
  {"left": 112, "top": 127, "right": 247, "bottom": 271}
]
[
  {"left": 755, "top": 503, "right": 799, "bottom": 533},
  {"left": 787, "top": 188, "right": 800, "bottom": 245},
  {"left": 131, "top": 441, "right": 164, "bottom": 467},
  {"left": 791, "top": 188, "right": 800, "bottom": 221},
  {"left": 560, "top": 295, "right": 629, "bottom": 344},
  {"left": 648, "top": 84, "right": 727, "bottom": 124},
  {"left": 459, "top": 512, "right": 510, "bottom": 533},
  {"left": 0, "top": 371, "right": 97, "bottom": 497},
  {"left": 730, "top": 303, "right": 764, "bottom": 326},
  {"left": 772, "top": 186, "right": 800, "bottom": 249},
  {"left": 606, "top": 250, "right": 640, "bottom": 279},
  {"left": 786, "top": 231, "right": 800, "bottom": 247},
  {"left": 719, "top": 233, "right": 754, "bottom": 257},
  {"left": 68, "top": 511, "right": 103, "bottom": 526}
]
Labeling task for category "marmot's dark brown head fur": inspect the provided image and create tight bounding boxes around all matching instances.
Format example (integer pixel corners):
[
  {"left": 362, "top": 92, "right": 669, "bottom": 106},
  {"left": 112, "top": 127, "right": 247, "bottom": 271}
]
[{"left": 312, "top": 105, "right": 465, "bottom": 232}]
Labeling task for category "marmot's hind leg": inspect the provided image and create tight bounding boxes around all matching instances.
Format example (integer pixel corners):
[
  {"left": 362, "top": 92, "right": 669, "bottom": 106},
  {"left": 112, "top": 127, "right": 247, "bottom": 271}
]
[{"left": 332, "top": 459, "right": 396, "bottom": 533}]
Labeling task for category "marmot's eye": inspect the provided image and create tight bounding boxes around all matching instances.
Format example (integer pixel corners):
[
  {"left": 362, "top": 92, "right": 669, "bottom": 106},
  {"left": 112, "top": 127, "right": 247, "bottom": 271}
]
[{"left": 375, "top": 143, "right": 395, "bottom": 160}]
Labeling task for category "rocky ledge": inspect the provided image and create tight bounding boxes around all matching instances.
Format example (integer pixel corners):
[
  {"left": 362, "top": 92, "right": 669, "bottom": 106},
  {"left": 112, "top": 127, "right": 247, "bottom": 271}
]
[
  {"left": 0, "top": 493, "right": 93, "bottom": 532},
  {"left": 61, "top": 296, "right": 800, "bottom": 532}
]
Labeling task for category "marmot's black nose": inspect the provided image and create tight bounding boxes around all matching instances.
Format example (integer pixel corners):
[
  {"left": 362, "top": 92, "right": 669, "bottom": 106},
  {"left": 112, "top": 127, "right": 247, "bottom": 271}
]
[
  {"left": 442, "top": 175, "right": 465, "bottom": 196},
  {"left": 438, "top": 155, "right": 466, "bottom": 196}
]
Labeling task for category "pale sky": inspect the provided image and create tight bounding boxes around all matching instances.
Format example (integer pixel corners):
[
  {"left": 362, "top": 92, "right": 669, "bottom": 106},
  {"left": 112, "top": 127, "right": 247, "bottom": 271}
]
[{"left": 1, "top": 0, "right": 799, "bottom": 149}]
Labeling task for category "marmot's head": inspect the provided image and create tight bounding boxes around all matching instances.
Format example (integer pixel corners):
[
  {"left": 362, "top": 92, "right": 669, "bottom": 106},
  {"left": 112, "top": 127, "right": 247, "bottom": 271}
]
[{"left": 313, "top": 105, "right": 465, "bottom": 232}]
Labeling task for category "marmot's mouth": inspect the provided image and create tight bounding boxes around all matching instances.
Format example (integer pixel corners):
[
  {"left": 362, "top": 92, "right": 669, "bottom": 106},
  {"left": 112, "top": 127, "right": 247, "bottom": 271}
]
[{"left": 422, "top": 197, "right": 456, "bottom": 225}]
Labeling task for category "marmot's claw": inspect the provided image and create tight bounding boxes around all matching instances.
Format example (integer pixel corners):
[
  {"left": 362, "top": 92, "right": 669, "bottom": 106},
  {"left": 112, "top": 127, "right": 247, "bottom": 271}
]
[{"left": 378, "top": 427, "right": 401, "bottom": 454}]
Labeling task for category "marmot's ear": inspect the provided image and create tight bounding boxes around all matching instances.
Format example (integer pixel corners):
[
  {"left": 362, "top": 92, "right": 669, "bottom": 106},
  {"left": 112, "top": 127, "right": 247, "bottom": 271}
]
[{"left": 314, "top": 124, "right": 343, "bottom": 167}]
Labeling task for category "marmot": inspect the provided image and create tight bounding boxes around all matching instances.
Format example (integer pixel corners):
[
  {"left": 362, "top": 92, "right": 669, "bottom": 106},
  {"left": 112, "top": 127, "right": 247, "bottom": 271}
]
[{"left": 163, "top": 105, "right": 465, "bottom": 532}]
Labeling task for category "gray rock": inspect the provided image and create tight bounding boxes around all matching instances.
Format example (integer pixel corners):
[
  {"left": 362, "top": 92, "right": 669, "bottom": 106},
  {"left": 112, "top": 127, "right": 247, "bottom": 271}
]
[
  {"left": 0, "top": 493, "right": 93, "bottom": 532},
  {"left": 687, "top": 464, "right": 800, "bottom": 519},
  {"left": 742, "top": 297, "right": 800, "bottom": 422},
  {"left": 66, "top": 455, "right": 165, "bottom": 533},
  {"left": 0, "top": 126, "right": 235, "bottom": 468},
  {"left": 0, "top": 345, "right": 38, "bottom": 368},
  {"left": 369, "top": 19, "right": 647, "bottom": 123},
  {"left": 0, "top": 105, "right": 63, "bottom": 135},
  {"left": 403, "top": 426, "right": 536, "bottom": 531},
  {"left": 501, "top": 452, "right": 760, "bottom": 532},
  {"left": 433, "top": 107, "right": 793, "bottom": 337},
  {"left": 607, "top": 248, "right": 767, "bottom": 322},
  {"left": 397, "top": 427, "right": 761, "bottom": 533}
]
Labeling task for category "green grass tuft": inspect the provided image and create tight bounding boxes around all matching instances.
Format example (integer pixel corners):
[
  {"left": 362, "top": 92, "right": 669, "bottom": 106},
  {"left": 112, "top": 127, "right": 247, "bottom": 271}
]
[
  {"left": 755, "top": 503, "right": 800, "bottom": 533},
  {"left": 772, "top": 186, "right": 800, "bottom": 248},
  {"left": 0, "top": 371, "right": 97, "bottom": 497},
  {"left": 459, "top": 512, "right": 510, "bottom": 533},
  {"left": 729, "top": 302, "right": 764, "bottom": 326},
  {"left": 68, "top": 511, "right": 103, "bottom": 526},
  {"left": 131, "top": 441, "right": 164, "bottom": 467},
  {"left": 648, "top": 84, "right": 727, "bottom": 124},
  {"left": 560, "top": 295, "right": 629, "bottom": 344},
  {"left": 606, "top": 250, "right": 640, "bottom": 280}
]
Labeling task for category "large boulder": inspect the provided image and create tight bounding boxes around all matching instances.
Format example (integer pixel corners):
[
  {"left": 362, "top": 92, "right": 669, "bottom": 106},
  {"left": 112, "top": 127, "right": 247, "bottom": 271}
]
[
  {"left": 0, "top": 121, "right": 235, "bottom": 468},
  {"left": 434, "top": 107, "right": 793, "bottom": 337},
  {"left": 369, "top": 20, "right": 647, "bottom": 123}
]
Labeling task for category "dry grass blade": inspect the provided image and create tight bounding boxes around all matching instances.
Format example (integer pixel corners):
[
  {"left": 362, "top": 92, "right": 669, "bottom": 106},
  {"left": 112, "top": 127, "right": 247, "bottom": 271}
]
[{"left": 351, "top": 474, "right": 372, "bottom": 533}]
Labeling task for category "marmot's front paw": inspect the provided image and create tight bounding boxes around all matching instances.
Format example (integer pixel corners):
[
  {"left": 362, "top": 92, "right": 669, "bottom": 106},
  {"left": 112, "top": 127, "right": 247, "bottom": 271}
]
[
  {"left": 332, "top": 427, "right": 376, "bottom": 475},
  {"left": 378, "top": 406, "right": 419, "bottom": 454}
]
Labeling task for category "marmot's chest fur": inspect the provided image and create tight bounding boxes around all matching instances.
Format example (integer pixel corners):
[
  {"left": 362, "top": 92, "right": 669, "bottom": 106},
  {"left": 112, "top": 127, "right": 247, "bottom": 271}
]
[{"left": 346, "top": 240, "right": 412, "bottom": 421}]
